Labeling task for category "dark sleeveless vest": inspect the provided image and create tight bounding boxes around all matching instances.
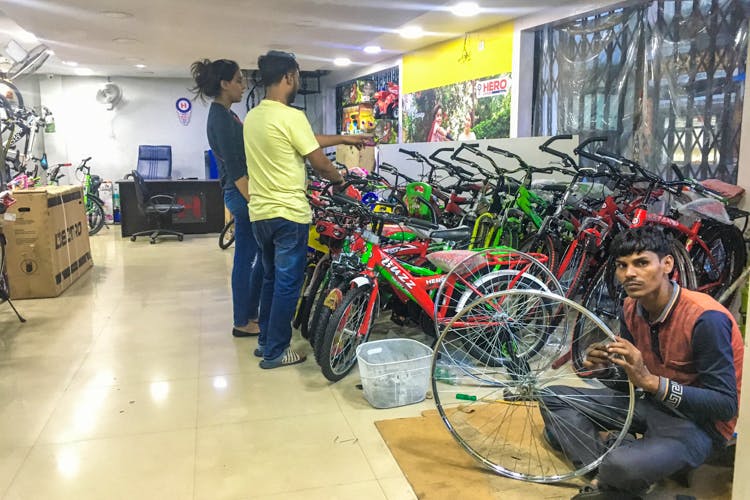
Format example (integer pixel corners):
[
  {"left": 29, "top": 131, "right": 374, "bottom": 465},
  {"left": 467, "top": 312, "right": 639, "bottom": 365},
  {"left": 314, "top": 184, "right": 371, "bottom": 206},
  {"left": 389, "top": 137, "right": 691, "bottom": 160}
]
[{"left": 622, "top": 288, "right": 744, "bottom": 441}]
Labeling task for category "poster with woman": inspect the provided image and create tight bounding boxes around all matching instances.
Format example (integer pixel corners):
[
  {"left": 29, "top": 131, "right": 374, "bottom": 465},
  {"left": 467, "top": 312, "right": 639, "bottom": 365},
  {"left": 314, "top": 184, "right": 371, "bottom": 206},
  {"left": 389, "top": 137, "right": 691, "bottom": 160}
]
[{"left": 402, "top": 73, "right": 512, "bottom": 143}]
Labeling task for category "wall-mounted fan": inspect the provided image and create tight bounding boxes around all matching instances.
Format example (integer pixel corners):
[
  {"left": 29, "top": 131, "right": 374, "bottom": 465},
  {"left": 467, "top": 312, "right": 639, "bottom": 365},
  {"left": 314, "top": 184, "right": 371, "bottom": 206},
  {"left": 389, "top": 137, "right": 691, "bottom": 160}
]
[
  {"left": 96, "top": 82, "right": 122, "bottom": 110},
  {"left": 3, "top": 43, "right": 51, "bottom": 81}
]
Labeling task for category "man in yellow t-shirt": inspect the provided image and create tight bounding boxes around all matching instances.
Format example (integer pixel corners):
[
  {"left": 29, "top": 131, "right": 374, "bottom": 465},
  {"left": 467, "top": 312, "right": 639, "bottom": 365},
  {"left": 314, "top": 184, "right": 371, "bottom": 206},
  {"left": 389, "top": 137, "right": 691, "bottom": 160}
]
[{"left": 244, "top": 50, "right": 366, "bottom": 369}]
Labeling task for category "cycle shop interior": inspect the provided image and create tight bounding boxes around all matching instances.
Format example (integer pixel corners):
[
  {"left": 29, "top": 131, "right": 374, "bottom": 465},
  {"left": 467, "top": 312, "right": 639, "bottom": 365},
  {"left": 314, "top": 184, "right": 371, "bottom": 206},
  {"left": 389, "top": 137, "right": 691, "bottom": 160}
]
[{"left": 0, "top": 1, "right": 750, "bottom": 499}]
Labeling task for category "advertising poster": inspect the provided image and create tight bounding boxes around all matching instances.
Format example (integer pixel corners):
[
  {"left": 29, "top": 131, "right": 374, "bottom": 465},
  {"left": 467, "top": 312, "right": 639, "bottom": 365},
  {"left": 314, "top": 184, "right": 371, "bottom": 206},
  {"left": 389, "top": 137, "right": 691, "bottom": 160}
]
[
  {"left": 402, "top": 73, "right": 512, "bottom": 143},
  {"left": 336, "top": 67, "right": 399, "bottom": 144}
]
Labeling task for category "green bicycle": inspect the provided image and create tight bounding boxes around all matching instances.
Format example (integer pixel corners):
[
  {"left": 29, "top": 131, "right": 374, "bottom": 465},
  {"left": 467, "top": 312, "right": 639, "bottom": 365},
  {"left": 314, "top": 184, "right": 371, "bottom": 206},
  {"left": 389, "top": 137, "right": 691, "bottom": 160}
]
[{"left": 75, "top": 157, "right": 106, "bottom": 236}]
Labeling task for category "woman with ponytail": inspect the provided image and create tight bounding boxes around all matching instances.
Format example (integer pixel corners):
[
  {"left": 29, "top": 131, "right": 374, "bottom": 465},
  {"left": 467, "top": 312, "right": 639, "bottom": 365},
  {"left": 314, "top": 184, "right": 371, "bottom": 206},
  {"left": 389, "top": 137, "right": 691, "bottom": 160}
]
[{"left": 191, "top": 58, "right": 262, "bottom": 337}]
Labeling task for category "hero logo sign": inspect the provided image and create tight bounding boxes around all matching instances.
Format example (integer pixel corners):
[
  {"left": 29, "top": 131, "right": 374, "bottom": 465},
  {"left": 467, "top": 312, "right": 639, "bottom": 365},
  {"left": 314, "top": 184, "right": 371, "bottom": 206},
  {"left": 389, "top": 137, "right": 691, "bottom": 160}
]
[
  {"left": 476, "top": 76, "right": 512, "bottom": 98},
  {"left": 381, "top": 255, "right": 416, "bottom": 290}
]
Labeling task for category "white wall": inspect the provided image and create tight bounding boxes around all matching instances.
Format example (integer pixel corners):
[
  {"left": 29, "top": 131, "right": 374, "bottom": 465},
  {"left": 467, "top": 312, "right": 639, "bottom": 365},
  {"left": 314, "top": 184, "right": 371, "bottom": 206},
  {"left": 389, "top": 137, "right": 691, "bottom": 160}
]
[
  {"left": 37, "top": 75, "right": 217, "bottom": 182},
  {"left": 33, "top": 75, "right": 326, "bottom": 183}
]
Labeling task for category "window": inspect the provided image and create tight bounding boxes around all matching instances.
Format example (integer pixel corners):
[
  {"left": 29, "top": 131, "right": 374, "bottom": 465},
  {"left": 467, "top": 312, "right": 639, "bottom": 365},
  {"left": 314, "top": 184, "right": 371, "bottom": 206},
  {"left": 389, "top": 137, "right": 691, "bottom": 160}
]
[{"left": 533, "top": 0, "right": 749, "bottom": 182}]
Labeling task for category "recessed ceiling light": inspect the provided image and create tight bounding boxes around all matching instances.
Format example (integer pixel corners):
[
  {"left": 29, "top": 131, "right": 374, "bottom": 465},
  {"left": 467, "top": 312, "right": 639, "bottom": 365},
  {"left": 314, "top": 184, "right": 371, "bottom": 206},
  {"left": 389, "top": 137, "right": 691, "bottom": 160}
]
[
  {"left": 450, "top": 2, "right": 481, "bottom": 17},
  {"left": 112, "top": 37, "right": 138, "bottom": 44},
  {"left": 62, "top": 60, "right": 78, "bottom": 67},
  {"left": 333, "top": 57, "right": 351, "bottom": 67},
  {"left": 134, "top": 64, "right": 146, "bottom": 69},
  {"left": 101, "top": 11, "right": 133, "bottom": 19},
  {"left": 73, "top": 67, "right": 94, "bottom": 76},
  {"left": 363, "top": 45, "right": 382, "bottom": 54},
  {"left": 399, "top": 26, "right": 424, "bottom": 39}
]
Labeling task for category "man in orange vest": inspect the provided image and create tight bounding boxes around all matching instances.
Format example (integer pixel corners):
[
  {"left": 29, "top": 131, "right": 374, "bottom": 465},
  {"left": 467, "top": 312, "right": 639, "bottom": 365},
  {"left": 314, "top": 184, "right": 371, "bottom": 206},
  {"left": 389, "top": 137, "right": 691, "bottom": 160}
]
[{"left": 541, "top": 226, "right": 743, "bottom": 499}]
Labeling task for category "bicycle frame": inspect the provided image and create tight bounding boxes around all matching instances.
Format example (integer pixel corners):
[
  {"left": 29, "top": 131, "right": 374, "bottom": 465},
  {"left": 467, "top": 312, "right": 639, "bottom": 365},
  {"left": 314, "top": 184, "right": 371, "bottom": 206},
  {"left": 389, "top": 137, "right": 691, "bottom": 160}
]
[{"left": 350, "top": 237, "right": 546, "bottom": 337}]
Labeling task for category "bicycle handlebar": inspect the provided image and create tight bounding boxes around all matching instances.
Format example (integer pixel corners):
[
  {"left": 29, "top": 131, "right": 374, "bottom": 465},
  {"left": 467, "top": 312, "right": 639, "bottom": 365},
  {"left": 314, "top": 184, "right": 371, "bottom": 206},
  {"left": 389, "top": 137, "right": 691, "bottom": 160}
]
[
  {"left": 428, "top": 148, "right": 455, "bottom": 168},
  {"left": 671, "top": 163, "right": 685, "bottom": 181},
  {"left": 572, "top": 136, "right": 608, "bottom": 156},
  {"left": 486, "top": 145, "right": 518, "bottom": 160},
  {"left": 538, "top": 134, "right": 579, "bottom": 170}
]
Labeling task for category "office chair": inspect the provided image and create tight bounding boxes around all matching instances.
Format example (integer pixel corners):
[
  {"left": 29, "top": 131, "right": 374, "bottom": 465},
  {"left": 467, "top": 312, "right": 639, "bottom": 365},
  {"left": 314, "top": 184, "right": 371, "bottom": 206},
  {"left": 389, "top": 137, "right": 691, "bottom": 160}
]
[
  {"left": 136, "top": 145, "right": 172, "bottom": 179},
  {"left": 128, "top": 170, "right": 185, "bottom": 244}
]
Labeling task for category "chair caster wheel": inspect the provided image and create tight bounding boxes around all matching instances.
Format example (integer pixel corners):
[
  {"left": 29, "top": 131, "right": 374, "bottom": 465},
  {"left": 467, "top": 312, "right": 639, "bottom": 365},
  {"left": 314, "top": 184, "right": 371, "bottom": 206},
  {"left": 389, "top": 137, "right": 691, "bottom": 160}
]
[
  {"left": 130, "top": 236, "right": 136, "bottom": 241},
  {"left": 178, "top": 235, "right": 183, "bottom": 241},
  {"left": 150, "top": 239, "right": 156, "bottom": 244}
]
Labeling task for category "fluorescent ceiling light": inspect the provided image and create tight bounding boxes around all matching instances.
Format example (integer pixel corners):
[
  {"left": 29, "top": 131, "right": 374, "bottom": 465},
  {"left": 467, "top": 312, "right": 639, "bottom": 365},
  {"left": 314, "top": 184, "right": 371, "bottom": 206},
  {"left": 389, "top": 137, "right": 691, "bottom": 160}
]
[
  {"left": 62, "top": 60, "right": 78, "bottom": 67},
  {"left": 399, "top": 26, "right": 424, "bottom": 39},
  {"left": 112, "top": 37, "right": 138, "bottom": 44},
  {"left": 134, "top": 64, "right": 146, "bottom": 69},
  {"left": 363, "top": 45, "right": 382, "bottom": 54},
  {"left": 450, "top": 2, "right": 481, "bottom": 17},
  {"left": 333, "top": 57, "right": 351, "bottom": 67},
  {"left": 73, "top": 67, "right": 94, "bottom": 76}
]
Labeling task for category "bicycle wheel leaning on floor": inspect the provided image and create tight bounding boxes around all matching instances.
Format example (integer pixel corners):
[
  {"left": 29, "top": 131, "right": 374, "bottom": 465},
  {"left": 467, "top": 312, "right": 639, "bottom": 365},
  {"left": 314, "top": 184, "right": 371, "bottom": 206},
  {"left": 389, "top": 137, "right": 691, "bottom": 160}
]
[{"left": 432, "top": 289, "right": 635, "bottom": 483}]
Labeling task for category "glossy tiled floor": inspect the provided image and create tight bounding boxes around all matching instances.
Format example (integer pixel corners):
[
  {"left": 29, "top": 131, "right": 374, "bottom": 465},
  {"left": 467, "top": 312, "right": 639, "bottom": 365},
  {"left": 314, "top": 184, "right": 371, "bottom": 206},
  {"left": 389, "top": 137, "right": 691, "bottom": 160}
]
[
  {"left": 1, "top": 231, "right": 741, "bottom": 499},
  {"left": 0, "top": 231, "right": 431, "bottom": 500}
]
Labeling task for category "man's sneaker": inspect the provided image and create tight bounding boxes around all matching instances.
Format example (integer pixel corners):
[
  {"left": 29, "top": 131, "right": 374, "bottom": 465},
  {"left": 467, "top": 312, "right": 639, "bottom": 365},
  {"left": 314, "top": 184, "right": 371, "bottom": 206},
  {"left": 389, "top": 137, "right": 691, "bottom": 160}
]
[
  {"left": 253, "top": 347, "right": 263, "bottom": 358},
  {"left": 259, "top": 348, "right": 307, "bottom": 369}
]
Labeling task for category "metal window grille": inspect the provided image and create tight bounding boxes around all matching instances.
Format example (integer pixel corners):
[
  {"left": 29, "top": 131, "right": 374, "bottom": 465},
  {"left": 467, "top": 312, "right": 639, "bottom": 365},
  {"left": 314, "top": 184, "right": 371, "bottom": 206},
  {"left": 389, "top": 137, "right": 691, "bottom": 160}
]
[{"left": 533, "top": 0, "right": 749, "bottom": 182}]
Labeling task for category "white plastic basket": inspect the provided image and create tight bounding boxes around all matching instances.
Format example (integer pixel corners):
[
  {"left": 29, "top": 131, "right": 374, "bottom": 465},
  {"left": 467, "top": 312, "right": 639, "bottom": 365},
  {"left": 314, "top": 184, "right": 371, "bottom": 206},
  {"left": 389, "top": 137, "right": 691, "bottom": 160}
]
[{"left": 356, "top": 338, "right": 433, "bottom": 409}]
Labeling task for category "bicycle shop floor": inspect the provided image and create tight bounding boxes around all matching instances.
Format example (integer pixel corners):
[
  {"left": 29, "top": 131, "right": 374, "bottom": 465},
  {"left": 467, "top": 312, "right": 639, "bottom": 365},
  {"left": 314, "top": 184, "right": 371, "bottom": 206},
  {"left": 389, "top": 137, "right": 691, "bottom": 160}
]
[{"left": 0, "top": 231, "right": 738, "bottom": 500}]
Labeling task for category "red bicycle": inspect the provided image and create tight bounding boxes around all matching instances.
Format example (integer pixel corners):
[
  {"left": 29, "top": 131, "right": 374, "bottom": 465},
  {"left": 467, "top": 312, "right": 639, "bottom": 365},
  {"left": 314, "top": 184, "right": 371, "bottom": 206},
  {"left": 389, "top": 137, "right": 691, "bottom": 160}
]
[{"left": 314, "top": 195, "right": 563, "bottom": 381}]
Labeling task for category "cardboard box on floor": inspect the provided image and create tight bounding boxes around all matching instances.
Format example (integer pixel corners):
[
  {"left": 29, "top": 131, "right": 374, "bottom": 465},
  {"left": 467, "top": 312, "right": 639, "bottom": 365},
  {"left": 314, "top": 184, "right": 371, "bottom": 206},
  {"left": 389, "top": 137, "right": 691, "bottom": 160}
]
[
  {"left": 335, "top": 145, "right": 375, "bottom": 170},
  {"left": 1, "top": 185, "right": 93, "bottom": 299}
]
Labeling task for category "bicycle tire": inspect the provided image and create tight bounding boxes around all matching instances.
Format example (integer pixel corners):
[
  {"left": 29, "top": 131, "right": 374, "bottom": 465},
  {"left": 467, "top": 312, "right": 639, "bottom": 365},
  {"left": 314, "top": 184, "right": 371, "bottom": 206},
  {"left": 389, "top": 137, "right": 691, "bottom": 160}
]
[
  {"left": 87, "top": 199, "right": 105, "bottom": 236},
  {"left": 432, "top": 289, "right": 635, "bottom": 483},
  {"left": 312, "top": 279, "right": 352, "bottom": 364},
  {"left": 556, "top": 241, "right": 590, "bottom": 299},
  {"left": 308, "top": 272, "right": 344, "bottom": 352},
  {"left": 296, "top": 258, "right": 327, "bottom": 337},
  {"left": 317, "top": 285, "right": 378, "bottom": 382},
  {"left": 435, "top": 248, "right": 564, "bottom": 330},
  {"left": 520, "top": 234, "right": 558, "bottom": 274},
  {"left": 218, "top": 219, "right": 235, "bottom": 249},
  {"left": 690, "top": 223, "right": 747, "bottom": 301},
  {"left": 0, "top": 233, "right": 9, "bottom": 301}
]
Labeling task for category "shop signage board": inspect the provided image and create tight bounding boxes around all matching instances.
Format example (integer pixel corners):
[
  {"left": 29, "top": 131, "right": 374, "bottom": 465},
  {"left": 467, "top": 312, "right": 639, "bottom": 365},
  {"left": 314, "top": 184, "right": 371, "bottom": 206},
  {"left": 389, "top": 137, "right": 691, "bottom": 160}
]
[{"left": 402, "top": 72, "right": 513, "bottom": 143}]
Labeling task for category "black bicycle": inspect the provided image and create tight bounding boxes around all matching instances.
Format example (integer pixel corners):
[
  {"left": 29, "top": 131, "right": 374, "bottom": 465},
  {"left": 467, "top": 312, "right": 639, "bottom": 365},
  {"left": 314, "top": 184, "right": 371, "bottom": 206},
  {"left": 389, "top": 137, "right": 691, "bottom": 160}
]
[{"left": 0, "top": 192, "right": 25, "bottom": 322}]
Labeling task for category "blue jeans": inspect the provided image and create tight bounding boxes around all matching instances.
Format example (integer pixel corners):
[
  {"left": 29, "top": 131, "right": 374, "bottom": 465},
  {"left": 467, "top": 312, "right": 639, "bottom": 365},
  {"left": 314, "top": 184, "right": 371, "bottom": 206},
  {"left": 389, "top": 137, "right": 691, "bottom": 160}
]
[
  {"left": 540, "top": 386, "right": 714, "bottom": 493},
  {"left": 224, "top": 186, "right": 263, "bottom": 327},
  {"left": 252, "top": 218, "right": 309, "bottom": 360}
]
